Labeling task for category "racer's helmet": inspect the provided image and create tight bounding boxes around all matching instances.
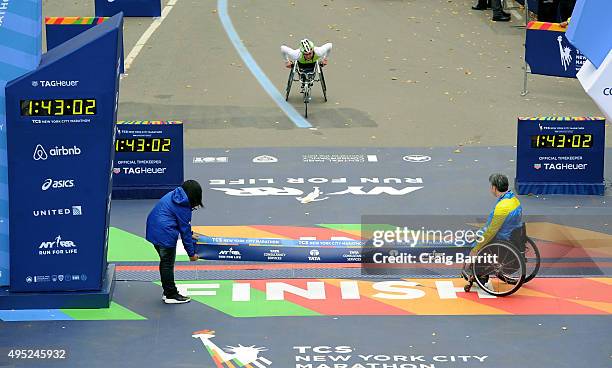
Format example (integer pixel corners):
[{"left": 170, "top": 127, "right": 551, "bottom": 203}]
[{"left": 300, "top": 39, "right": 314, "bottom": 54}]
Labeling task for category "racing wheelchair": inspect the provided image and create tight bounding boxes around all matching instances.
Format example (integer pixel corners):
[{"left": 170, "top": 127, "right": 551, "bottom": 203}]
[
  {"left": 462, "top": 223, "right": 541, "bottom": 297},
  {"left": 285, "top": 61, "right": 327, "bottom": 118}
]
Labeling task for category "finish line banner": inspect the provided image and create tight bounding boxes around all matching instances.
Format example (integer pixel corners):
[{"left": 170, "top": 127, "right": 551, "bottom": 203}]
[
  {"left": 195, "top": 236, "right": 469, "bottom": 263},
  {"left": 525, "top": 21, "right": 586, "bottom": 78}
]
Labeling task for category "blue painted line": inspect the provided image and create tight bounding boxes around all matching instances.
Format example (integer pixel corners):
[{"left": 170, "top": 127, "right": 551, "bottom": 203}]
[
  {"left": 217, "top": 0, "right": 311, "bottom": 128},
  {"left": 0, "top": 309, "right": 73, "bottom": 322}
]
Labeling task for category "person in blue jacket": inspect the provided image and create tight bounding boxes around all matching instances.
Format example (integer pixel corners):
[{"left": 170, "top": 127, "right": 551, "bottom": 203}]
[{"left": 146, "top": 180, "right": 202, "bottom": 304}]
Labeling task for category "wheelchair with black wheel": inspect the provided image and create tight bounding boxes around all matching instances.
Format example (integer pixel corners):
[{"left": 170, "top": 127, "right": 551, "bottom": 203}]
[
  {"left": 285, "top": 61, "right": 327, "bottom": 118},
  {"left": 461, "top": 223, "right": 541, "bottom": 297}
]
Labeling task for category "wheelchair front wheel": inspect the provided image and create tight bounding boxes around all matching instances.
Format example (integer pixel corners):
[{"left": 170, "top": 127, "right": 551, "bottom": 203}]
[
  {"left": 320, "top": 66, "right": 327, "bottom": 102},
  {"left": 472, "top": 241, "right": 526, "bottom": 297},
  {"left": 285, "top": 67, "right": 294, "bottom": 101}
]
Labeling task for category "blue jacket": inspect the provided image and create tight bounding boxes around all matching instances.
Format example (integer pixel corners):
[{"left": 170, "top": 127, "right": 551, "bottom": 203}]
[{"left": 146, "top": 187, "right": 195, "bottom": 257}]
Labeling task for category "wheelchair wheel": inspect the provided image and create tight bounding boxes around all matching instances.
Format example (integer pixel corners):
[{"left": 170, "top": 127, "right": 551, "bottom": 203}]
[
  {"left": 472, "top": 241, "right": 525, "bottom": 297},
  {"left": 303, "top": 84, "right": 311, "bottom": 118},
  {"left": 499, "top": 237, "right": 541, "bottom": 284},
  {"left": 320, "top": 66, "right": 327, "bottom": 102},
  {"left": 523, "top": 237, "right": 541, "bottom": 283},
  {"left": 285, "top": 67, "right": 294, "bottom": 101}
]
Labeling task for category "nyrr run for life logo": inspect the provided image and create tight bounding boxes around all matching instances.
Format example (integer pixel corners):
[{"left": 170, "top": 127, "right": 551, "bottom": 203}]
[{"left": 192, "top": 330, "right": 272, "bottom": 367}]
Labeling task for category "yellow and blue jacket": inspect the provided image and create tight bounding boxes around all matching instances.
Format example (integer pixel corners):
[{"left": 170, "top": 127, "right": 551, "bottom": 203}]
[{"left": 475, "top": 191, "right": 522, "bottom": 251}]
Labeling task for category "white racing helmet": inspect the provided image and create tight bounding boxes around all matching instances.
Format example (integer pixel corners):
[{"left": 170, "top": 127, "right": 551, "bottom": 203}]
[{"left": 300, "top": 38, "right": 314, "bottom": 54}]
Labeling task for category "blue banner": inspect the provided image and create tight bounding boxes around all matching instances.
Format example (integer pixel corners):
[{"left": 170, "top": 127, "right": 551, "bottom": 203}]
[
  {"left": 5, "top": 14, "right": 123, "bottom": 292},
  {"left": 196, "top": 243, "right": 469, "bottom": 264},
  {"left": 525, "top": 22, "right": 586, "bottom": 79},
  {"left": 0, "top": 0, "right": 42, "bottom": 286},
  {"left": 95, "top": 0, "right": 162, "bottom": 17},
  {"left": 46, "top": 18, "right": 125, "bottom": 73},
  {"left": 515, "top": 117, "right": 606, "bottom": 195},
  {"left": 195, "top": 235, "right": 472, "bottom": 263}
]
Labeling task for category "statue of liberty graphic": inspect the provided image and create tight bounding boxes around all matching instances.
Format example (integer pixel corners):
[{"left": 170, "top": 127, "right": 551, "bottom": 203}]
[
  {"left": 557, "top": 35, "right": 573, "bottom": 71},
  {"left": 192, "top": 329, "right": 272, "bottom": 367}
]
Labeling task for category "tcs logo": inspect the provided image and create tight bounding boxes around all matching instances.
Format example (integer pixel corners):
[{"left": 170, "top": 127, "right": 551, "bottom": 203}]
[{"left": 604, "top": 87, "right": 612, "bottom": 96}]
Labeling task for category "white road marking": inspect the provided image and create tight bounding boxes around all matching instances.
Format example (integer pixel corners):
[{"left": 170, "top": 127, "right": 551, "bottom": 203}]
[{"left": 124, "top": 0, "right": 178, "bottom": 72}]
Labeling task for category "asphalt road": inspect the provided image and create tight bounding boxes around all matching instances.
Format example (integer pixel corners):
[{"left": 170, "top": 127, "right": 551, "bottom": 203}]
[{"left": 43, "top": 0, "right": 608, "bottom": 149}]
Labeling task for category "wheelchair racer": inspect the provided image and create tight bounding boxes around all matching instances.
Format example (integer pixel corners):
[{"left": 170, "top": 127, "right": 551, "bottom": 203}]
[
  {"left": 281, "top": 39, "right": 332, "bottom": 90},
  {"left": 464, "top": 173, "right": 523, "bottom": 278}
]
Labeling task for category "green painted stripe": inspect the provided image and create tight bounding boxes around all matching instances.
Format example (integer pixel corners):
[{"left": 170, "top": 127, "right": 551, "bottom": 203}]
[
  {"left": 60, "top": 302, "right": 147, "bottom": 320},
  {"left": 107, "top": 227, "right": 159, "bottom": 261},
  {"left": 173, "top": 280, "right": 321, "bottom": 318}
]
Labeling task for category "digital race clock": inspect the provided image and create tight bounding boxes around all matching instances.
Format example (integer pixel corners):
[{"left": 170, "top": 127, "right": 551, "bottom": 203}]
[
  {"left": 115, "top": 138, "right": 171, "bottom": 152},
  {"left": 112, "top": 121, "right": 183, "bottom": 199},
  {"left": 20, "top": 98, "right": 97, "bottom": 116},
  {"left": 530, "top": 134, "right": 593, "bottom": 148},
  {"left": 516, "top": 117, "right": 605, "bottom": 195}
]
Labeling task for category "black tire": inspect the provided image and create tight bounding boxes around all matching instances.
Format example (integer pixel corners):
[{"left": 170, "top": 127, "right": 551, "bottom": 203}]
[
  {"left": 304, "top": 85, "right": 310, "bottom": 118},
  {"left": 320, "top": 66, "right": 327, "bottom": 102},
  {"left": 523, "top": 237, "right": 541, "bottom": 283},
  {"left": 499, "top": 237, "right": 541, "bottom": 284},
  {"left": 285, "top": 68, "right": 294, "bottom": 101},
  {"left": 472, "top": 241, "right": 525, "bottom": 297}
]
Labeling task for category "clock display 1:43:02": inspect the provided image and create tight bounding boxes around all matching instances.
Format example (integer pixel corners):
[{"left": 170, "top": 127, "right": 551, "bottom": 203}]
[
  {"left": 530, "top": 134, "right": 593, "bottom": 148},
  {"left": 20, "top": 99, "right": 97, "bottom": 116},
  {"left": 115, "top": 138, "right": 171, "bottom": 152}
]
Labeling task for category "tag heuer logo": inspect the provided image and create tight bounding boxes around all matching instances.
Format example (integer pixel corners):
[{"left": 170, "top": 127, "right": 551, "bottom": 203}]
[
  {"left": 534, "top": 164, "right": 542, "bottom": 170},
  {"left": 113, "top": 168, "right": 121, "bottom": 174},
  {"left": 252, "top": 155, "right": 278, "bottom": 163}
]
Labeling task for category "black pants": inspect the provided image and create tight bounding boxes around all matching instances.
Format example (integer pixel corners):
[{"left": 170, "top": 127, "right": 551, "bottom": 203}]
[
  {"left": 559, "top": 0, "right": 575, "bottom": 20},
  {"left": 538, "top": 0, "right": 575, "bottom": 22},
  {"left": 476, "top": 0, "right": 504, "bottom": 16},
  {"left": 154, "top": 245, "right": 178, "bottom": 297}
]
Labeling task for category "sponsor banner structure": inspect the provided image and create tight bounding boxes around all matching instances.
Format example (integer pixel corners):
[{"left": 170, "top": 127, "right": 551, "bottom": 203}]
[
  {"left": 112, "top": 120, "right": 183, "bottom": 199},
  {"left": 0, "top": 0, "right": 43, "bottom": 286},
  {"left": 5, "top": 14, "right": 123, "bottom": 291},
  {"left": 45, "top": 17, "right": 124, "bottom": 73},
  {"left": 94, "top": 0, "right": 162, "bottom": 17},
  {"left": 525, "top": 21, "right": 586, "bottom": 79},
  {"left": 515, "top": 117, "right": 605, "bottom": 195}
]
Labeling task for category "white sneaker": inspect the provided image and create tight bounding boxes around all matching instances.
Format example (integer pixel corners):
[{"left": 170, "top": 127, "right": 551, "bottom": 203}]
[{"left": 163, "top": 294, "right": 191, "bottom": 304}]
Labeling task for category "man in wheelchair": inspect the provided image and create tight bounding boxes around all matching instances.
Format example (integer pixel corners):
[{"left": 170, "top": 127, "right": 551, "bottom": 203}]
[
  {"left": 281, "top": 38, "right": 332, "bottom": 91},
  {"left": 463, "top": 173, "right": 524, "bottom": 282}
]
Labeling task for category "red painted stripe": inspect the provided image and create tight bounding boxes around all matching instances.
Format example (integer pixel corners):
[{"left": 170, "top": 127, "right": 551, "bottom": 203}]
[
  {"left": 524, "top": 278, "right": 612, "bottom": 303},
  {"left": 248, "top": 279, "right": 411, "bottom": 315},
  {"left": 461, "top": 292, "right": 606, "bottom": 314},
  {"left": 540, "top": 23, "right": 552, "bottom": 30},
  {"left": 97, "top": 17, "right": 106, "bottom": 24},
  {"left": 535, "top": 241, "right": 610, "bottom": 259},
  {"left": 251, "top": 225, "right": 360, "bottom": 240},
  {"left": 56, "top": 17, "right": 65, "bottom": 25}
]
